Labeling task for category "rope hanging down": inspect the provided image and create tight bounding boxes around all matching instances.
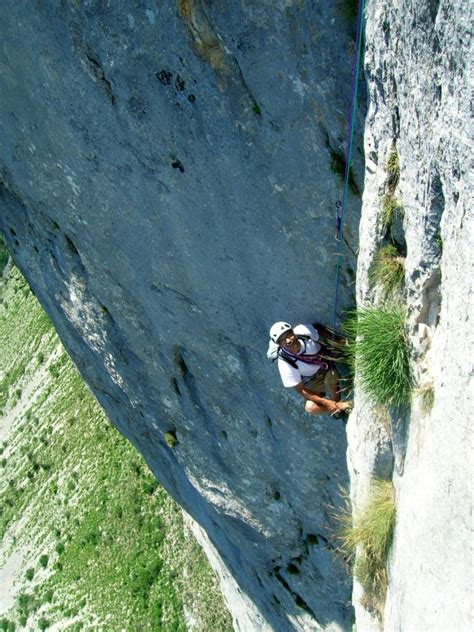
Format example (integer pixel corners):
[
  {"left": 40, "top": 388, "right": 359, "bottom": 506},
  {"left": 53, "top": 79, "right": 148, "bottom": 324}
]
[{"left": 331, "top": 0, "right": 366, "bottom": 337}]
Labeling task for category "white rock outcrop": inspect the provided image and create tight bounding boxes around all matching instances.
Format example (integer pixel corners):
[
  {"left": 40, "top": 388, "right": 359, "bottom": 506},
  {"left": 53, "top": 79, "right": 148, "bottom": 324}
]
[{"left": 348, "top": 1, "right": 473, "bottom": 630}]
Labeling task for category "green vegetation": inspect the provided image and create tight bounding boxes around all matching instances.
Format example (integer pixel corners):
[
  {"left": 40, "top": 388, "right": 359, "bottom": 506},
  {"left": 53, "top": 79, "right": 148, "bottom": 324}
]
[
  {"left": 0, "top": 270, "right": 53, "bottom": 412},
  {"left": 252, "top": 101, "right": 261, "bottom": 116},
  {"left": 0, "top": 235, "right": 9, "bottom": 273},
  {"left": 370, "top": 244, "right": 405, "bottom": 299},
  {"left": 0, "top": 265, "right": 232, "bottom": 631},
  {"left": 385, "top": 144, "right": 400, "bottom": 190},
  {"left": 417, "top": 381, "right": 435, "bottom": 412},
  {"left": 380, "top": 143, "right": 404, "bottom": 238},
  {"left": 336, "top": 479, "right": 396, "bottom": 617},
  {"left": 0, "top": 618, "right": 15, "bottom": 632},
  {"left": 164, "top": 430, "right": 178, "bottom": 447},
  {"left": 39, "top": 554, "right": 49, "bottom": 569},
  {"left": 381, "top": 193, "right": 404, "bottom": 235},
  {"left": 343, "top": 306, "right": 413, "bottom": 407}
]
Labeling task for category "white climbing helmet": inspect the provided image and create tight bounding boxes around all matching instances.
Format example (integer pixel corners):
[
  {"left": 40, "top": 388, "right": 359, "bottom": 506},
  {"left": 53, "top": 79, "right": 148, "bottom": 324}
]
[{"left": 269, "top": 321, "right": 292, "bottom": 343}]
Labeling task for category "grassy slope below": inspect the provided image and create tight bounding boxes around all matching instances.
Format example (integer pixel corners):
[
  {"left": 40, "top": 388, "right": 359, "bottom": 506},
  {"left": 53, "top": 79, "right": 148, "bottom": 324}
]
[{"left": 0, "top": 261, "right": 232, "bottom": 631}]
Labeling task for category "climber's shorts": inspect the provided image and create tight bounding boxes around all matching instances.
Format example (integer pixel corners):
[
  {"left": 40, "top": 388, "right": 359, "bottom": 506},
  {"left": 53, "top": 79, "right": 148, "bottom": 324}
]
[{"left": 303, "top": 366, "right": 339, "bottom": 395}]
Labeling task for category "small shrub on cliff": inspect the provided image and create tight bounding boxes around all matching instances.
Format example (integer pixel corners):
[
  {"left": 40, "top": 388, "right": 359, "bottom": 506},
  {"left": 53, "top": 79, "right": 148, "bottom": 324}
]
[
  {"left": 386, "top": 144, "right": 400, "bottom": 190},
  {"left": 381, "top": 194, "right": 403, "bottom": 234},
  {"left": 370, "top": 244, "right": 405, "bottom": 298},
  {"left": 37, "top": 617, "right": 50, "bottom": 631},
  {"left": 39, "top": 554, "right": 49, "bottom": 569},
  {"left": 163, "top": 431, "right": 178, "bottom": 448},
  {"left": 336, "top": 479, "right": 396, "bottom": 617},
  {"left": 343, "top": 306, "right": 413, "bottom": 406}
]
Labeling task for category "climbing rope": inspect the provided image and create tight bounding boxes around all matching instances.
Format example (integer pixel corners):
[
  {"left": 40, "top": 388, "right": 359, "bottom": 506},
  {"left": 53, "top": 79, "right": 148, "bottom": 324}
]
[{"left": 331, "top": 0, "right": 366, "bottom": 338}]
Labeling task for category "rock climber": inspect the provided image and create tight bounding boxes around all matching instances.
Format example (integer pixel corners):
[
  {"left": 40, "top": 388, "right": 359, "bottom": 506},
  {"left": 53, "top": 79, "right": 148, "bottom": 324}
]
[{"left": 269, "top": 321, "right": 350, "bottom": 417}]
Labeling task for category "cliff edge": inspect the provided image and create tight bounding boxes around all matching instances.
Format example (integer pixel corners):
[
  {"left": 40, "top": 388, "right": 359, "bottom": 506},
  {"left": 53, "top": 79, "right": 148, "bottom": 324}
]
[
  {"left": 0, "top": 2, "right": 362, "bottom": 630},
  {"left": 348, "top": 1, "right": 473, "bottom": 630}
]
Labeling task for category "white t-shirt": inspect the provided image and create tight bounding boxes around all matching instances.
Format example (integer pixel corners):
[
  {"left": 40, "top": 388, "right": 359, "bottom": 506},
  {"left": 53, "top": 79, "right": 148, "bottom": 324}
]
[{"left": 277, "top": 324, "right": 322, "bottom": 387}]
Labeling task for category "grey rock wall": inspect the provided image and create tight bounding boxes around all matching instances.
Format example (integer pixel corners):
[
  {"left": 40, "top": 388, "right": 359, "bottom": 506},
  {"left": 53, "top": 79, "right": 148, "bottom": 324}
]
[
  {"left": 348, "top": 1, "right": 473, "bottom": 630},
  {"left": 0, "top": 2, "right": 363, "bottom": 629}
]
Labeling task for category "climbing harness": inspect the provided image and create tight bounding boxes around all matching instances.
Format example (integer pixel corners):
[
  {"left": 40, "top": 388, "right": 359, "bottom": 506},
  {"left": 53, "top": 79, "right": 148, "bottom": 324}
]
[
  {"left": 278, "top": 335, "right": 329, "bottom": 372},
  {"left": 331, "top": 0, "right": 366, "bottom": 337}
]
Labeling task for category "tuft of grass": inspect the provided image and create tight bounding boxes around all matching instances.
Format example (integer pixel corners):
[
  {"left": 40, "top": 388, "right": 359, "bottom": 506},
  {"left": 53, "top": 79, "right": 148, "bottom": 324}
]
[
  {"left": 381, "top": 194, "right": 403, "bottom": 234},
  {"left": 385, "top": 144, "right": 400, "bottom": 190},
  {"left": 417, "top": 382, "right": 435, "bottom": 412},
  {"left": 39, "top": 554, "right": 49, "bottom": 569},
  {"left": 164, "top": 431, "right": 178, "bottom": 448},
  {"left": 343, "top": 307, "right": 413, "bottom": 407},
  {"left": 252, "top": 101, "right": 261, "bottom": 116},
  {"left": 370, "top": 245, "right": 405, "bottom": 298},
  {"left": 336, "top": 479, "right": 396, "bottom": 617}
]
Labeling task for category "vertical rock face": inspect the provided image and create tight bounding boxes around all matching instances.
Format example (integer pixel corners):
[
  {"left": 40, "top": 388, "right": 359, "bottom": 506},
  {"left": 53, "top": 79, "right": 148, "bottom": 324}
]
[
  {"left": 348, "top": 1, "right": 473, "bottom": 630},
  {"left": 0, "top": 2, "right": 363, "bottom": 630}
]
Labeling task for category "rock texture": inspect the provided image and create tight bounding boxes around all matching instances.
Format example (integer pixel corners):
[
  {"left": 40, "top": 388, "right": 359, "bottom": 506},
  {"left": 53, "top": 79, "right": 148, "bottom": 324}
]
[
  {"left": 348, "top": 1, "right": 473, "bottom": 630},
  {"left": 0, "top": 2, "right": 364, "bottom": 630}
]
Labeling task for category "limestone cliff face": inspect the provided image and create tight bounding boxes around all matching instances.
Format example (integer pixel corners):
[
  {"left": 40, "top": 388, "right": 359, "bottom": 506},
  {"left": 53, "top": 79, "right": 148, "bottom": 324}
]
[
  {"left": 0, "top": 2, "right": 363, "bottom": 630},
  {"left": 348, "top": 1, "right": 473, "bottom": 630}
]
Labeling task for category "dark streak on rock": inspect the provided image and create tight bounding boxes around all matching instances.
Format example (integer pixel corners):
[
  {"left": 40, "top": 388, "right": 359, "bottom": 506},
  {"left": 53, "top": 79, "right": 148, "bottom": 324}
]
[
  {"left": 64, "top": 234, "right": 79, "bottom": 255},
  {"left": 84, "top": 53, "right": 116, "bottom": 105},
  {"left": 171, "top": 377, "right": 182, "bottom": 397},
  {"left": 295, "top": 594, "right": 317, "bottom": 618},
  {"left": 173, "top": 346, "right": 189, "bottom": 378}
]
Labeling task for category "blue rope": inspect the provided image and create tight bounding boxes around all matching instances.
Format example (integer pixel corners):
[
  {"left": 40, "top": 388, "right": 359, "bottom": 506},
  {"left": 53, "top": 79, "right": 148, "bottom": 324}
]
[{"left": 331, "top": 0, "right": 366, "bottom": 337}]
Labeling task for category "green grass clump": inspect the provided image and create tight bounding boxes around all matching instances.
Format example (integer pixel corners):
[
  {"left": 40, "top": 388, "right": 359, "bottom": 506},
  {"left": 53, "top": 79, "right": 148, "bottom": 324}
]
[
  {"left": 343, "top": 306, "right": 413, "bottom": 406},
  {"left": 39, "top": 554, "right": 49, "bottom": 569},
  {"left": 337, "top": 479, "right": 396, "bottom": 617},
  {"left": 370, "top": 245, "right": 405, "bottom": 298},
  {"left": 386, "top": 145, "right": 400, "bottom": 190},
  {"left": 381, "top": 144, "right": 404, "bottom": 237},
  {"left": 164, "top": 431, "right": 178, "bottom": 447},
  {"left": 381, "top": 194, "right": 403, "bottom": 234}
]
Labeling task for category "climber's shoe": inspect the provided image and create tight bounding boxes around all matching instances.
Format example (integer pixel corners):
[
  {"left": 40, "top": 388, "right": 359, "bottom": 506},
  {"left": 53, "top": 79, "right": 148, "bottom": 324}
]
[
  {"left": 331, "top": 400, "right": 353, "bottom": 421},
  {"left": 340, "top": 400, "right": 353, "bottom": 414}
]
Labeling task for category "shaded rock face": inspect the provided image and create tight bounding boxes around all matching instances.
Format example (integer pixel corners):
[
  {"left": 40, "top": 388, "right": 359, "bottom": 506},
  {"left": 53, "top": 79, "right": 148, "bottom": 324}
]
[
  {"left": 348, "top": 1, "right": 473, "bottom": 630},
  {"left": 0, "top": 2, "right": 363, "bottom": 629}
]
